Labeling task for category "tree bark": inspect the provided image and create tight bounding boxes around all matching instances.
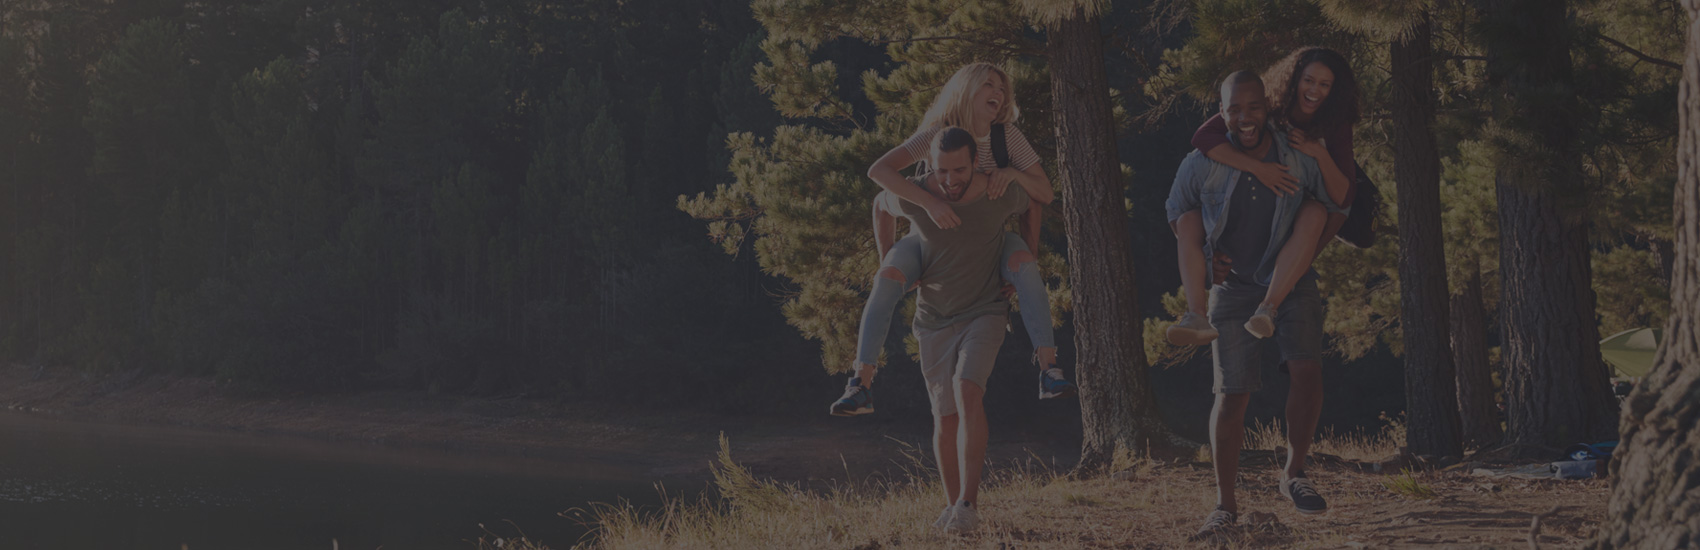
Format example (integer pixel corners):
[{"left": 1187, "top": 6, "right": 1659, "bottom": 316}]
[
  {"left": 1477, "top": 0, "right": 1619, "bottom": 454},
  {"left": 1594, "top": 1, "right": 1700, "bottom": 546},
  {"left": 1045, "top": 8, "right": 1169, "bottom": 475},
  {"left": 1391, "top": 17, "right": 1464, "bottom": 458},
  {"left": 1450, "top": 259, "right": 1502, "bottom": 448}
]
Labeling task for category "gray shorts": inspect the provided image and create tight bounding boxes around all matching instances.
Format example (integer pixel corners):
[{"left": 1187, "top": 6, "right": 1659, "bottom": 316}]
[
  {"left": 914, "top": 314, "right": 1006, "bottom": 417},
  {"left": 1208, "top": 274, "right": 1324, "bottom": 394}
]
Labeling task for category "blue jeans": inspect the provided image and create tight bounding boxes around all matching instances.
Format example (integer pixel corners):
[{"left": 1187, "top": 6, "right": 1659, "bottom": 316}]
[{"left": 855, "top": 233, "right": 1053, "bottom": 366}]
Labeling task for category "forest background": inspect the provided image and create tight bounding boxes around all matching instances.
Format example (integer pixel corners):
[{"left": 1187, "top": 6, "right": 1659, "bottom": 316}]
[{"left": 0, "top": 0, "right": 1679, "bottom": 445}]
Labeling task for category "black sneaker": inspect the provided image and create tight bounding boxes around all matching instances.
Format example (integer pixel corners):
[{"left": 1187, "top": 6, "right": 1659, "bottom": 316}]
[
  {"left": 829, "top": 377, "right": 873, "bottom": 416},
  {"left": 1280, "top": 472, "right": 1328, "bottom": 514},
  {"left": 1190, "top": 507, "right": 1237, "bottom": 540},
  {"left": 1039, "top": 368, "right": 1077, "bottom": 399}
]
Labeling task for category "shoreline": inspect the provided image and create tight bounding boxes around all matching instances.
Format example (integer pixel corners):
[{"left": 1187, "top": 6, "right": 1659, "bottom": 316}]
[{"left": 0, "top": 365, "right": 1082, "bottom": 486}]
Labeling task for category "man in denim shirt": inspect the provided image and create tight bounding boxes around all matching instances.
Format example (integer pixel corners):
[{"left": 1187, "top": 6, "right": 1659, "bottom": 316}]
[{"left": 1166, "top": 71, "right": 1347, "bottom": 539}]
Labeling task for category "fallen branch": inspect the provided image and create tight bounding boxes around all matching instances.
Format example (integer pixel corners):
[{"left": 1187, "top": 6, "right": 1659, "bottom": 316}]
[{"left": 1528, "top": 505, "right": 1565, "bottom": 550}]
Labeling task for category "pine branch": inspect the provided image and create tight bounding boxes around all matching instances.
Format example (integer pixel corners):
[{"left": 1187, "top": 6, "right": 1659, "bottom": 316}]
[
  {"left": 869, "top": 35, "right": 1041, "bottom": 57},
  {"left": 1591, "top": 32, "right": 1681, "bottom": 71}
]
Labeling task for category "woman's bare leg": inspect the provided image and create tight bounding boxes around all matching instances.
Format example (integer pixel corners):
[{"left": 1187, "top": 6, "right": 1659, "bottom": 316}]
[
  {"left": 1263, "top": 201, "right": 1328, "bottom": 309},
  {"left": 1245, "top": 201, "right": 1327, "bottom": 338}
]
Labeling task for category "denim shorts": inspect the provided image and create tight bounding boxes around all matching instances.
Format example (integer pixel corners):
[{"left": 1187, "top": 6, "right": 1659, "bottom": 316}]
[{"left": 1207, "top": 273, "right": 1324, "bottom": 394}]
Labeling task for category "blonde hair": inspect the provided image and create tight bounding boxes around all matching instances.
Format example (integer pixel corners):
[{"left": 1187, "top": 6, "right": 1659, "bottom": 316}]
[{"left": 917, "top": 62, "right": 1020, "bottom": 131}]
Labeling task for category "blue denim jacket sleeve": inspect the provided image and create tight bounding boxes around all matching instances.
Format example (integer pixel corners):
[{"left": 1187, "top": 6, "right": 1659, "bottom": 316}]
[{"left": 1165, "top": 151, "right": 1207, "bottom": 223}]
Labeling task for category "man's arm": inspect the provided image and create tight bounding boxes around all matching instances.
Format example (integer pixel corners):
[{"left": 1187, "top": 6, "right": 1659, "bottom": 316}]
[
  {"left": 870, "top": 146, "right": 960, "bottom": 228},
  {"left": 1165, "top": 154, "right": 1207, "bottom": 226}
]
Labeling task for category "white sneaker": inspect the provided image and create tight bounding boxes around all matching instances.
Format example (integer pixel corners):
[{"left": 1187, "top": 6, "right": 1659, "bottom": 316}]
[
  {"left": 1244, "top": 303, "right": 1276, "bottom": 339},
  {"left": 944, "top": 502, "right": 979, "bottom": 535},
  {"left": 931, "top": 505, "right": 955, "bottom": 530},
  {"left": 1166, "top": 311, "right": 1219, "bottom": 345}
]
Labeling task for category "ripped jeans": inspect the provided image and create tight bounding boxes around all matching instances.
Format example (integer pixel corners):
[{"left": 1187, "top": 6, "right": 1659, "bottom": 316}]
[{"left": 855, "top": 232, "right": 1053, "bottom": 366}]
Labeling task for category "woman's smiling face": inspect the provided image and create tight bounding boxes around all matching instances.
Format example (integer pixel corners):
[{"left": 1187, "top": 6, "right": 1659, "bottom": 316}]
[
  {"left": 972, "top": 73, "right": 1007, "bottom": 122},
  {"left": 1295, "top": 61, "right": 1335, "bottom": 117}
]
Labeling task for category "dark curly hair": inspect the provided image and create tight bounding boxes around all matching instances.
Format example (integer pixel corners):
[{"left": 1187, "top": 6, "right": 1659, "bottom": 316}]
[{"left": 1261, "top": 47, "right": 1359, "bottom": 138}]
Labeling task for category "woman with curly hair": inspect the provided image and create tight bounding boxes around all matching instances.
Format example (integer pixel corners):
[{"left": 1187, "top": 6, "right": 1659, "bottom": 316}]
[{"left": 1166, "top": 47, "right": 1360, "bottom": 346}]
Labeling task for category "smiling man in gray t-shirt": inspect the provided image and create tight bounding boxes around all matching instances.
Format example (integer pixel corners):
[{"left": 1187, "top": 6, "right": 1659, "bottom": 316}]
[{"left": 869, "top": 127, "right": 1028, "bottom": 534}]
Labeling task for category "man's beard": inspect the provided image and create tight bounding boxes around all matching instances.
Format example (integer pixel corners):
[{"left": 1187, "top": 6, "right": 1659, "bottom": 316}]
[
  {"left": 1228, "top": 125, "right": 1265, "bottom": 151},
  {"left": 939, "top": 178, "right": 968, "bottom": 201}
]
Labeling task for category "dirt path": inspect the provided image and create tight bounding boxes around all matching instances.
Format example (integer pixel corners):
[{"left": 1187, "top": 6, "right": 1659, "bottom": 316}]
[{"left": 1202, "top": 464, "right": 1610, "bottom": 549}]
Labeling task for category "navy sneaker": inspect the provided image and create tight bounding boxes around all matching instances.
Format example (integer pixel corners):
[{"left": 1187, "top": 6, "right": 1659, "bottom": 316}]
[
  {"left": 829, "top": 377, "right": 874, "bottom": 416},
  {"left": 1039, "top": 368, "right": 1077, "bottom": 399},
  {"left": 1280, "top": 471, "right": 1328, "bottom": 514}
]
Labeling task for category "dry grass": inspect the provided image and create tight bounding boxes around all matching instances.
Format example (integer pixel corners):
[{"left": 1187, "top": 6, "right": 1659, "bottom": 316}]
[
  {"left": 1244, "top": 414, "right": 1406, "bottom": 461},
  {"left": 493, "top": 420, "right": 1606, "bottom": 550},
  {"left": 1380, "top": 469, "right": 1439, "bottom": 500}
]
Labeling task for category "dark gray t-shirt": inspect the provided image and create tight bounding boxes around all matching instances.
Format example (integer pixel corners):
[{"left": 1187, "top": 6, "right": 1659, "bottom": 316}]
[
  {"left": 880, "top": 174, "right": 1030, "bottom": 329},
  {"left": 1217, "top": 143, "right": 1282, "bottom": 286}
]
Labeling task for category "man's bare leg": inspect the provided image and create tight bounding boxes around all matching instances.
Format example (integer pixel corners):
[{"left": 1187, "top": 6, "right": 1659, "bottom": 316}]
[
  {"left": 1211, "top": 392, "right": 1252, "bottom": 512},
  {"left": 934, "top": 413, "right": 961, "bottom": 506},
  {"left": 1283, "top": 359, "right": 1324, "bottom": 478},
  {"left": 955, "top": 379, "right": 988, "bottom": 506}
]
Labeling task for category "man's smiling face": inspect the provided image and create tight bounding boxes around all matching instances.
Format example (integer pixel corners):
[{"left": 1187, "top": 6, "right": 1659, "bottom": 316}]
[
  {"left": 932, "top": 146, "right": 975, "bottom": 202},
  {"left": 1222, "top": 80, "right": 1268, "bottom": 149}
]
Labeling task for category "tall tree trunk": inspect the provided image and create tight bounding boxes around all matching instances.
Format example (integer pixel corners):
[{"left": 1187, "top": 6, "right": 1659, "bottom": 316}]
[
  {"left": 1450, "top": 258, "right": 1502, "bottom": 448},
  {"left": 1044, "top": 7, "right": 1168, "bottom": 475},
  {"left": 1477, "top": 0, "right": 1619, "bottom": 454},
  {"left": 1391, "top": 17, "right": 1464, "bottom": 458},
  {"left": 1594, "top": 2, "right": 1700, "bottom": 545}
]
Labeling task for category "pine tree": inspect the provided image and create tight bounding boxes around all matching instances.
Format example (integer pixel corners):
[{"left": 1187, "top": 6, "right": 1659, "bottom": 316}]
[
  {"left": 1594, "top": 1, "right": 1700, "bottom": 544},
  {"left": 1476, "top": 0, "right": 1620, "bottom": 453},
  {"left": 1022, "top": 0, "right": 1173, "bottom": 472},
  {"left": 1441, "top": 140, "right": 1505, "bottom": 447},
  {"left": 683, "top": 0, "right": 1176, "bottom": 465},
  {"left": 683, "top": 0, "right": 1050, "bottom": 370},
  {"left": 1322, "top": 0, "right": 1464, "bottom": 457},
  {"left": 80, "top": 17, "right": 208, "bottom": 370}
]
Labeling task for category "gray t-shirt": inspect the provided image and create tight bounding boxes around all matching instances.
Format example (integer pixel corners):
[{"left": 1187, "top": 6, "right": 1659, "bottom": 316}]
[
  {"left": 1217, "top": 143, "right": 1282, "bottom": 285},
  {"left": 879, "top": 174, "right": 1030, "bottom": 329}
]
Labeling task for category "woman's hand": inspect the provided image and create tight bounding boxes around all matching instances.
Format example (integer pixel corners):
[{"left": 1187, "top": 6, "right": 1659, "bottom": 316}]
[
  {"left": 924, "top": 199, "right": 961, "bottom": 229},
  {"left": 1248, "top": 162, "right": 1299, "bottom": 196},
  {"left": 985, "top": 168, "right": 1017, "bottom": 199},
  {"left": 1289, "top": 128, "right": 1331, "bottom": 163}
]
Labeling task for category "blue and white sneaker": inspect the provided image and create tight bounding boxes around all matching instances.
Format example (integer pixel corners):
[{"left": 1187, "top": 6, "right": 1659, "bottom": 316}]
[
  {"left": 1039, "top": 368, "right": 1077, "bottom": 400},
  {"left": 829, "top": 377, "right": 874, "bottom": 416}
]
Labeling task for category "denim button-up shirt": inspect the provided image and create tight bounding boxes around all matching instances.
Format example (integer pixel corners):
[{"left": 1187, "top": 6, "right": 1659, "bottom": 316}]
[{"left": 1164, "top": 123, "right": 1348, "bottom": 287}]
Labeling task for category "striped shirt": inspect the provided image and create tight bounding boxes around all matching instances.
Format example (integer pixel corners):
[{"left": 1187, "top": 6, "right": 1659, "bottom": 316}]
[{"left": 901, "top": 124, "right": 1043, "bottom": 172}]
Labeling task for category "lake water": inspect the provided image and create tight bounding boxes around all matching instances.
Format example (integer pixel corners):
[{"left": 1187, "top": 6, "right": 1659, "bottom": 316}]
[{"left": 0, "top": 412, "right": 668, "bottom": 549}]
